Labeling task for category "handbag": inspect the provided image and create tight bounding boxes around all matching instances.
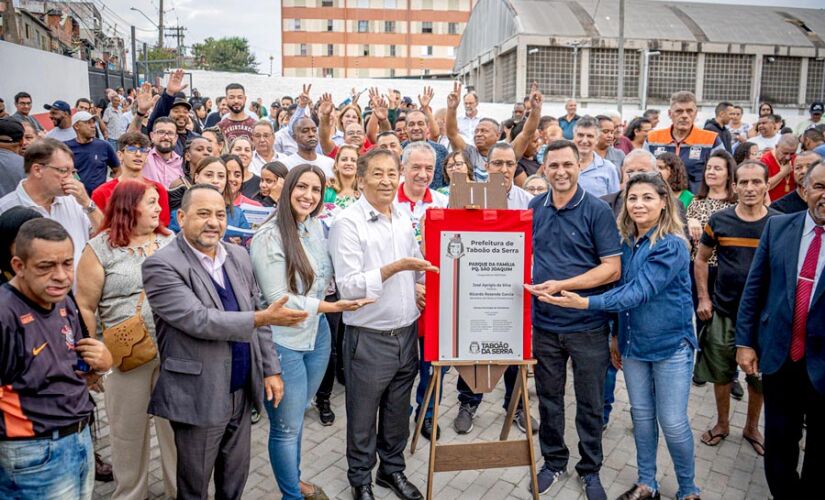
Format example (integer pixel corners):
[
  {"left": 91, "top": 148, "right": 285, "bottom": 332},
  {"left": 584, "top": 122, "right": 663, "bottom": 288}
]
[{"left": 102, "top": 291, "right": 158, "bottom": 372}]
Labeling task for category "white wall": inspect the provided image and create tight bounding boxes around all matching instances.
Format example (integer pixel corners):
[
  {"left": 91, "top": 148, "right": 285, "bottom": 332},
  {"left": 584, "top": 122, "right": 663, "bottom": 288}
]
[
  {"left": 177, "top": 69, "right": 806, "bottom": 130},
  {"left": 0, "top": 40, "right": 90, "bottom": 111}
]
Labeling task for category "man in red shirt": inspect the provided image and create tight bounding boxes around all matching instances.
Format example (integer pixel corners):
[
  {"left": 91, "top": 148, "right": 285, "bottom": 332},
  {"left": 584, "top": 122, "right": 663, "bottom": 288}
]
[
  {"left": 92, "top": 132, "right": 171, "bottom": 226},
  {"left": 760, "top": 133, "right": 798, "bottom": 202}
]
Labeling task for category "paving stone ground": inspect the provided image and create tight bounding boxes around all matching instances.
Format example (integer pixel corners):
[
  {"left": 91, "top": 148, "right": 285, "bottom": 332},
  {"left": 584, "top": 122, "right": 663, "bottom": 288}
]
[{"left": 91, "top": 366, "right": 781, "bottom": 499}]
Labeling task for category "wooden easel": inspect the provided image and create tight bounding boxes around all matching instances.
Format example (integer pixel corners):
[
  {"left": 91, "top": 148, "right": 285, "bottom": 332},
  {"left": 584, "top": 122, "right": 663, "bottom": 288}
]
[
  {"left": 410, "top": 173, "right": 539, "bottom": 499},
  {"left": 410, "top": 360, "right": 539, "bottom": 499}
]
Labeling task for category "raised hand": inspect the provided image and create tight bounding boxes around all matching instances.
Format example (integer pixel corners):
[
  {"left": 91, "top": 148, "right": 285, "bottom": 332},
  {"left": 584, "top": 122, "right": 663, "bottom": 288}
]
[
  {"left": 447, "top": 81, "right": 461, "bottom": 110},
  {"left": 369, "top": 88, "right": 389, "bottom": 121},
  {"left": 318, "top": 93, "right": 334, "bottom": 119},
  {"left": 136, "top": 82, "right": 154, "bottom": 114},
  {"left": 418, "top": 86, "right": 435, "bottom": 110},
  {"left": 528, "top": 81, "right": 543, "bottom": 111},
  {"left": 298, "top": 83, "right": 312, "bottom": 108},
  {"left": 165, "top": 68, "right": 188, "bottom": 96}
]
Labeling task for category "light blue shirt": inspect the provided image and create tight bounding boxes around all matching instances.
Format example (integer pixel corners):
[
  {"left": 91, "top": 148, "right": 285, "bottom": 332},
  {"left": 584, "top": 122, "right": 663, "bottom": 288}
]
[
  {"left": 578, "top": 153, "right": 620, "bottom": 198},
  {"left": 250, "top": 216, "right": 333, "bottom": 351}
]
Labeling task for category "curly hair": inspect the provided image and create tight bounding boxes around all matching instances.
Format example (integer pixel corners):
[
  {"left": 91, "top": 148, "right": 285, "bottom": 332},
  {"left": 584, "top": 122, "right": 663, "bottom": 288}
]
[{"left": 656, "top": 152, "right": 689, "bottom": 192}]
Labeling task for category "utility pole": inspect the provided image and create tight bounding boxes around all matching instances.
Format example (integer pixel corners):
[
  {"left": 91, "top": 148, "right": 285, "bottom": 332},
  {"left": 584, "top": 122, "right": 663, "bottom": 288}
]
[
  {"left": 165, "top": 26, "right": 187, "bottom": 67},
  {"left": 617, "top": 0, "right": 625, "bottom": 114},
  {"left": 131, "top": 26, "right": 138, "bottom": 87},
  {"left": 157, "top": 0, "right": 164, "bottom": 48}
]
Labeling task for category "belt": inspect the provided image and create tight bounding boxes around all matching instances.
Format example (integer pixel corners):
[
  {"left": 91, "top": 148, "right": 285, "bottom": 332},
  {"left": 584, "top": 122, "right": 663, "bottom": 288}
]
[
  {"left": 355, "top": 324, "right": 413, "bottom": 337},
  {"left": 1, "top": 418, "right": 88, "bottom": 441}
]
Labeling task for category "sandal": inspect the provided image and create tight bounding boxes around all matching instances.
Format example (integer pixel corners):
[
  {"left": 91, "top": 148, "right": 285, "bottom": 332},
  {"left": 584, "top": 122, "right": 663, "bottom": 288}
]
[
  {"left": 700, "top": 428, "right": 729, "bottom": 446},
  {"left": 301, "top": 482, "right": 329, "bottom": 500},
  {"left": 743, "top": 434, "right": 765, "bottom": 456}
]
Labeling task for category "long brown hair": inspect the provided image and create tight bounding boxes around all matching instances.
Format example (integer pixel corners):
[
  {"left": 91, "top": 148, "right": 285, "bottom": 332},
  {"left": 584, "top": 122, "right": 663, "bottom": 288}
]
[
  {"left": 276, "top": 164, "right": 327, "bottom": 295},
  {"left": 329, "top": 144, "right": 360, "bottom": 194},
  {"left": 618, "top": 172, "right": 686, "bottom": 247}
]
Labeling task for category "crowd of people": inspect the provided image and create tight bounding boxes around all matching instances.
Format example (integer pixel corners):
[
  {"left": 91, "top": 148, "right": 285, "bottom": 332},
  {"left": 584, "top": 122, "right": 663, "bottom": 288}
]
[{"left": 0, "top": 71, "right": 824, "bottom": 500}]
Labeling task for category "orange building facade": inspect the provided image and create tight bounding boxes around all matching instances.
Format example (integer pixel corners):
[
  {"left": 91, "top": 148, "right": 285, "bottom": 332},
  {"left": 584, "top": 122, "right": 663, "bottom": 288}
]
[{"left": 281, "top": 0, "right": 476, "bottom": 78}]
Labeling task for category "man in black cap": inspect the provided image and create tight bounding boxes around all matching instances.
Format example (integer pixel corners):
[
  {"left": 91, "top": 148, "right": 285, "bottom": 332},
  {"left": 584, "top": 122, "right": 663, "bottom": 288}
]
[
  {"left": 796, "top": 102, "right": 824, "bottom": 135},
  {"left": 44, "top": 101, "right": 76, "bottom": 142},
  {"left": 147, "top": 69, "right": 199, "bottom": 156},
  {"left": 0, "top": 118, "right": 26, "bottom": 197}
]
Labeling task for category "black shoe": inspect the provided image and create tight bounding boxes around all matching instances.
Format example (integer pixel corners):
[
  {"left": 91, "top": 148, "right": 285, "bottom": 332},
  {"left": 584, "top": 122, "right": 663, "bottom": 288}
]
[
  {"left": 616, "top": 484, "right": 660, "bottom": 499},
  {"left": 730, "top": 380, "right": 744, "bottom": 400},
  {"left": 351, "top": 484, "right": 375, "bottom": 500},
  {"left": 317, "top": 397, "right": 335, "bottom": 426},
  {"left": 376, "top": 471, "right": 423, "bottom": 500},
  {"left": 692, "top": 375, "right": 707, "bottom": 387},
  {"left": 251, "top": 408, "right": 262, "bottom": 425},
  {"left": 94, "top": 453, "right": 114, "bottom": 482},
  {"left": 421, "top": 417, "right": 441, "bottom": 441}
]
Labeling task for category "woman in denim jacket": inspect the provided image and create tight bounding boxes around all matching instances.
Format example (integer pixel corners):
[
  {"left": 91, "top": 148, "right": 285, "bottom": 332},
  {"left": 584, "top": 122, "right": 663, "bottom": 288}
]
[
  {"left": 250, "top": 164, "right": 372, "bottom": 500},
  {"left": 539, "top": 172, "right": 700, "bottom": 500}
]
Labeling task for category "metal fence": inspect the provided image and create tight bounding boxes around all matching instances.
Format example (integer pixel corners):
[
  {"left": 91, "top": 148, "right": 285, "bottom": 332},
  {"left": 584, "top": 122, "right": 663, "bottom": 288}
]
[{"left": 87, "top": 67, "right": 134, "bottom": 105}]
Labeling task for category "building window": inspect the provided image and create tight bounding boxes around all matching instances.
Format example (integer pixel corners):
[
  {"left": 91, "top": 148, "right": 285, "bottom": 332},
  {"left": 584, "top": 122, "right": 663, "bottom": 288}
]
[
  {"left": 808, "top": 58, "right": 825, "bottom": 103},
  {"left": 358, "top": 20, "right": 369, "bottom": 33},
  {"left": 647, "top": 51, "right": 698, "bottom": 101},
  {"left": 293, "top": 19, "right": 301, "bottom": 31},
  {"left": 526, "top": 46, "right": 588, "bottom": 99},
  {"left": 363, "top": 45, "right": 370, "bottom": 56},
  {"left": 424, "top": 69, "right": 431, "bottom": 76},
  {"left": 448, "top": 22, "right": 458, "bottom": 35},
  {"left": 300, "top": 44, "right": 308, "bottom": 57},
  {"left": 588, "top": 48, "right": 641, "bottom": 99},
  {"left": 420, "top": 46, "right": 433, "bottom": 57},
  {"left": 327, "top": 44, "right": 334, "bottom": 56},
  {"left": 390, "top": 69, "right": 396, "bottom": 78},
  {"left": 422, "top": 22, "right": 433, "bottom": 34},
  {"left": 357, "top": 0, "right": 369, "bottom": 7},
  {"left": 390, "top": 45, "right": 397, "bottom": 57},
  {"left": 703, "top": 53, "right": 752, "bottom": 101},
  {"left": 761, "top": 56, "right": 802, "bottom": 105},
  {"left": 323, "top": 68, "right": 334, "bottom": 77},
  {"left": 25, "top": 24, "right": 31, "bottom": 39},
  {"left": 385, "top": 21, "right": 395, "bottom": 33},
  {"left": 322, "top": 0, "right": 334, "bottom": 6},
  {"left": 427, "top": 46, "right": 433, "bottom": 56},
  {"left": 384, "top": 0, "right": 397, "bottom": 7},
  {"left": 327, "top": 20, "right": 334, "bottom": 32}
]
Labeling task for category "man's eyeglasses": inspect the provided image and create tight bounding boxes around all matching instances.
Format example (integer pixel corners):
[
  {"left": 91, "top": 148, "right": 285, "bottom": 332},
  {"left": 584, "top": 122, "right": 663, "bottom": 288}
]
[
  {"left": 525, "top": 185, "right": 548, "bottom": 194},
  {"left": 153, "top": 130, "right": 176, "bottom": 137},
  {"left": 124, "top": 146, "right": 151, "bottom": 154},
  {"left": 41, "top": 164, "right": 77, "bottom": 176},
  {"left": 488, "top": 160, "right": 517, "bottom": 169}
]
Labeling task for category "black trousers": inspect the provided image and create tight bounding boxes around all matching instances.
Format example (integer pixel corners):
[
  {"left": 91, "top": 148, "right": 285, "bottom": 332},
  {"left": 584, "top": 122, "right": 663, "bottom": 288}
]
[
  {"left": 343, "top": 323, "right": 418, "bottom": 487},
  {"left": 763, "top": 357, "right": 825, "bottom": 500},
  {"left": 316, "top": 297, "right": 345, "bottom": 400},
  {"left": 170, "top": 389, "right": 252, "bottom": 500},
  {"left": 533, "top": 325, "right": 610, "bottom": 476}
]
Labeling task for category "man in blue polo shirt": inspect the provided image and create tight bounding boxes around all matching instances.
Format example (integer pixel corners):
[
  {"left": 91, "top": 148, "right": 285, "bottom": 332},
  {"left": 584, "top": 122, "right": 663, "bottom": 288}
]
[
  {"left": 65, "top": 111, "right": 119, "bottom": 194},
  {"left": 526, "top": 140, "right": 622, "bottom": 500}
]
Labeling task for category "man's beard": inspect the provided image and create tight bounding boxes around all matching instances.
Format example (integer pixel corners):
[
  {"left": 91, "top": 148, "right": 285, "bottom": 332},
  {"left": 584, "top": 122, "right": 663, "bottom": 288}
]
[
  {"left": 229, "top": 104, "right": 243, "bottom": 114},
  {"left": 155, "top": 143, "right": 175, "bottom": 154}
]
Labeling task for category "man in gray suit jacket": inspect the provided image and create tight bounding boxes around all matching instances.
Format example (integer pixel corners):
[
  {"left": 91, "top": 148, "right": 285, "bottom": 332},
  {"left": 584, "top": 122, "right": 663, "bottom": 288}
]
[{"left": 142, "top": 184, "right": 308, "bottom": 500}]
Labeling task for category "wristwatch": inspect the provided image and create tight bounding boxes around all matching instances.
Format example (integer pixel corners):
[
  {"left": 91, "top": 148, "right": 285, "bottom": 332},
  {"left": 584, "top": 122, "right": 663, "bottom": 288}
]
[{"left": 83, "top": 200, "right": 97, "bottom": 214}]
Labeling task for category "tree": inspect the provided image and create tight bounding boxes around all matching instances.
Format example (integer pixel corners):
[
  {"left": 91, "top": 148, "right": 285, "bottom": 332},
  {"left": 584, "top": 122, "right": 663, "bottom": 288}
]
[{"left": 191, "top": 37, "right": 259, "bottom": 73}]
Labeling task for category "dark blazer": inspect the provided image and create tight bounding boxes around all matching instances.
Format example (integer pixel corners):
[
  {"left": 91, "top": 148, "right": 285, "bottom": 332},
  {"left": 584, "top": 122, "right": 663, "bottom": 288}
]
[
  {"left": 736, "top": 212, "right": 825, "bottom": 395},
  {"left": 142, "top": 233, "right": 280, "bottom": 426}
]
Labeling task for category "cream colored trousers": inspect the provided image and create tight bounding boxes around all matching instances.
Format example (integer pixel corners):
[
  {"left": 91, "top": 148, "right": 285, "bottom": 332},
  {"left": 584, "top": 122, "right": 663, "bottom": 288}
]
[{"left": 104, "top": 357, "right": 177, "bottom": 499}]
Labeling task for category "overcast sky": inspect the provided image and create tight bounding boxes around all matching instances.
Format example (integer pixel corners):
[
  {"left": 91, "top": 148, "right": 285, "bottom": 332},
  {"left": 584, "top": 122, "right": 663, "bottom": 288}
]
[{"left": 100, "top": 0, "right": 822, "bottom": 76}]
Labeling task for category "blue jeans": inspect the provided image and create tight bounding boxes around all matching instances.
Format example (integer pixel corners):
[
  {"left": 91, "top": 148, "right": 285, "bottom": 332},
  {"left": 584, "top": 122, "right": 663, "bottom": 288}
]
[
  {"left": 266, "top": 316, "right": 331, "bottom": 500},
  {"left": 0, "top": 426, "right": 94, "bottom": 499},
  {"left": 622, "top": 342, "right": 700, "bottom": 499}
]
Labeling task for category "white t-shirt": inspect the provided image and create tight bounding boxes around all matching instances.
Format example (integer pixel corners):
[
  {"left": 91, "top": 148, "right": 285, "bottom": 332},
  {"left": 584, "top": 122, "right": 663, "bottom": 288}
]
[
  {"left": 281, "top": 153, "right": 335, "bottom": 179},
  {"left": 45, "top": 126, "right": 77, "bottom": 142},
  {"left": 750, "top": 133, "right": 780, "bottom": 153}
]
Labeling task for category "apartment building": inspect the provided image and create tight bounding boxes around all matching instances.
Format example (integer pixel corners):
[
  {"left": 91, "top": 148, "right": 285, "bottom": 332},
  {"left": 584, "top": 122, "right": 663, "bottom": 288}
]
[{"left": 281, "top": 0, "right": 476, "bottom": 78}]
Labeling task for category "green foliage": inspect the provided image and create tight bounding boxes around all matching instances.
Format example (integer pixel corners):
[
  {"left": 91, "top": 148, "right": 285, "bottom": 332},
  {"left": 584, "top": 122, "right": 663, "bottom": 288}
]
[
  {"left": 139, "top": 46, "right": 177, "bottom": 73},
  {"left": 190, "top": 37, "right": 259, "bottom": 73}
]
